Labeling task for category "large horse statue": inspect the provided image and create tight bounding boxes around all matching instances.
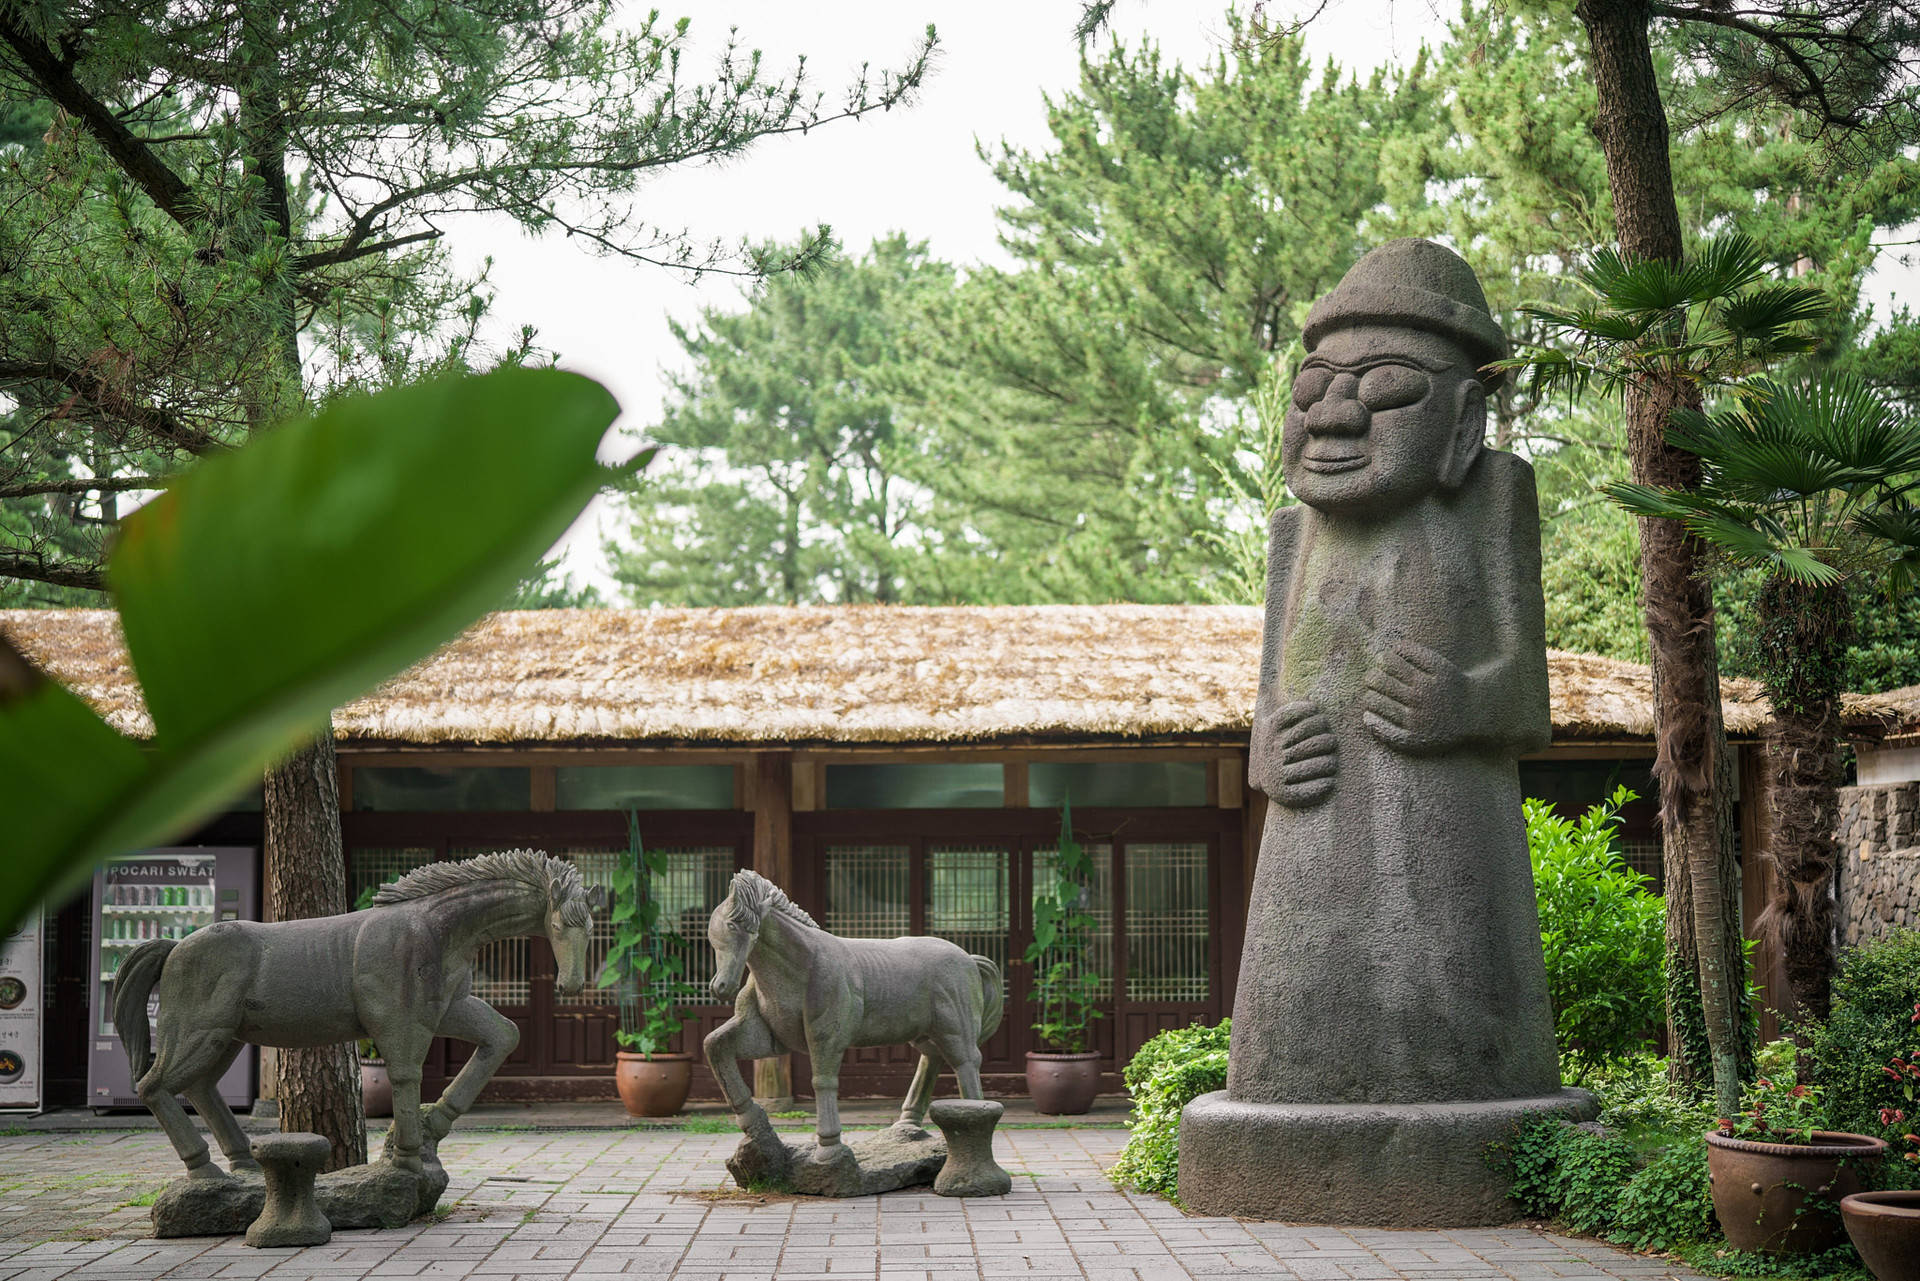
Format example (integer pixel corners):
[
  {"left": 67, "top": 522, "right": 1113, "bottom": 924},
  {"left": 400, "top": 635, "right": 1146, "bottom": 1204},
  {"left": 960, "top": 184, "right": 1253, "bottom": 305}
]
[
  {"left": 117, "top": 850, "right": 591, "bottom": 1183},
  {"left": 703, "top": 869, "right": 1003, "bottom": 1152}
]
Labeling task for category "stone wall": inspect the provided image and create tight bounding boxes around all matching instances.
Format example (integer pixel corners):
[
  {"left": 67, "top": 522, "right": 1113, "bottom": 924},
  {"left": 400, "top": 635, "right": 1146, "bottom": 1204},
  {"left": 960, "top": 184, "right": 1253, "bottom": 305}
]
[{"left": 1837, "top": 781, "right": 1920, "bottom": 947}]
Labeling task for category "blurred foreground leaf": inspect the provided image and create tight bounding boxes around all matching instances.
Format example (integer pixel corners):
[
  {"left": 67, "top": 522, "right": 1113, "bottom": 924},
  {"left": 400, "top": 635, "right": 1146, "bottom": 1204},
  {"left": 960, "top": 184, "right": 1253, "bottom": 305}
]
[{"left": 0, "top": 367, "right": 622, "bottom": 929}]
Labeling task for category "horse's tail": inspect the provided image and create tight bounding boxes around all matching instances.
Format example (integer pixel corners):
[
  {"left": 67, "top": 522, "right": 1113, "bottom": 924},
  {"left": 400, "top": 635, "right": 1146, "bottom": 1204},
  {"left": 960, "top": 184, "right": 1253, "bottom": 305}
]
[
  {"left": 115, "top": 939, "right": 176, "bottom": 1087},
  {"left": 973, "top": 955, "right": 1004, "bottom": 1043}
]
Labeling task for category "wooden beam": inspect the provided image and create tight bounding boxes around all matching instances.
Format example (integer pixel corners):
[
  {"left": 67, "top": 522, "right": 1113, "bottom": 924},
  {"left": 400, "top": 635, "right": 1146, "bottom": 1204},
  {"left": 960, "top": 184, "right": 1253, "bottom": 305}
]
[
  {"left": 750, "top": 751, "right": 797, "bottom": 1107},
  {"left": 1003, "top": 761, "right": 1029, "bottom": 808}
]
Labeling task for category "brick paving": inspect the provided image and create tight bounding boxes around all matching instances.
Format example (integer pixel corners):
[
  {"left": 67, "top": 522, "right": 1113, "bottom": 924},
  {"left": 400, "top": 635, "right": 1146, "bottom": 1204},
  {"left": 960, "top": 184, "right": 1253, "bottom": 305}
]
[{"left": 0, "top": 1126, "right": 1705, "bottom": 1280}]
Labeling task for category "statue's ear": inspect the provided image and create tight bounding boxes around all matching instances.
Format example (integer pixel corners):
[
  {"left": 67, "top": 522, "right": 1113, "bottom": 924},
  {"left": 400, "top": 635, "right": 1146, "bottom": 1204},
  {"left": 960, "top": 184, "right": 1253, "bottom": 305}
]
[{"left": 1441, "top": 378, "right": 1488, "bottom": 490}]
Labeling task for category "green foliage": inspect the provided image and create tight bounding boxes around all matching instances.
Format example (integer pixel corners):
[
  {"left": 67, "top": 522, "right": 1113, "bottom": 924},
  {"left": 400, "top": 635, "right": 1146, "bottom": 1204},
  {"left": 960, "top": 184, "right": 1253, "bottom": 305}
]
[
  {"left": 1024, "top": 800, "right": 1103, "bottom": 1054},
  {"left": 1527, "top": 787, "right": 1666, "bottom": 1064},
  {"left": 0, "top": 367, "right": 619, "bottom": 931},
  {"left": 599, "top": 815, "right": 695, "bottom": 1058},
  {"left": 1676, "top": 1242, "right": 1871, "bottom": 1281},
  {"left": 1502, "top": 1115, "right": 1717, "bottom": 1251},
  {"left": 1109, "top": 1020, "right": 1230, "bottom": 1197},
  {"left": 1807, "top": 929, "right": 1920, "bottom": 1138},
  {"left": 1577, "top": 1054, "right": 1715, "bottom": 1135},
  {"left": 1721, "top": 1072, "right": 1830, "bottom": 1144}
]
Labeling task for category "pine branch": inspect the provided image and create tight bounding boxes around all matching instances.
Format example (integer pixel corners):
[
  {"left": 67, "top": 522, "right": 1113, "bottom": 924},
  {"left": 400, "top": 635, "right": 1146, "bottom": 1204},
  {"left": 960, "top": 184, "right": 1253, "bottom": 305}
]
[
  {"left": 0, "top": 13, "right": 207, "bottom": 229},
  {"left": 0, "top": 359, "right": 223, "bottom": 455},
  {"left": 0, "top": 550, "right": 106, "bottom": 591},
  {"left": 0, "top": 475, "right": 165, "bottom": 500}
]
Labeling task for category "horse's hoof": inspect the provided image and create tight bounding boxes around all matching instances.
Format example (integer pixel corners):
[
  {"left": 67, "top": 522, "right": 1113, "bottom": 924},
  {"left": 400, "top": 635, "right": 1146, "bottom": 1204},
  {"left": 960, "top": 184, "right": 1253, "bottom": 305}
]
[
  {"left": 229, "top": 1157, "right": 263, "bottom": 1174},
  {"left": 184, "top": 1161, "right": 228, "bottom": 1183},
  {"left": 889, "top": 1120, "right": 928, "bottom": 1139}
]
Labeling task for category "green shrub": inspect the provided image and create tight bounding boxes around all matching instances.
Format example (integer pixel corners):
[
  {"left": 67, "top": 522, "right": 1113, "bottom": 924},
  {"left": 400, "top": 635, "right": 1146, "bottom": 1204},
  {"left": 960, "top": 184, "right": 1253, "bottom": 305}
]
[
  {"left": 1575, "top": 1053, "right": 1715, "bottom": 1135},
  {"left": 1528, "top": 787, "right": 1666, "bottom": 1064},
  {"left": 1109, "top": 1020, "right": 1230, "bottom": 1197},
  {"left": 1502, "top": 1114, "right": 1717, "bottom": 1251},
  {"left": 1610, "top": 1136, "right": 1714, "bottom": 1252},
  {"left": 1807, "top": 928, "right": 1920, "bottom": 1139},
  {"left": 1676, "top": 1242, "right": 1871, "bottom": 1280}
]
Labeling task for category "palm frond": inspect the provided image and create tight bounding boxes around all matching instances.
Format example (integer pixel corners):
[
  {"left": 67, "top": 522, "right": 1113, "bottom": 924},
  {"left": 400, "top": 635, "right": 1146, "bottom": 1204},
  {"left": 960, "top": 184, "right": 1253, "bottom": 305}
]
[
  {"left": 1716, "top": 284, "right": 1830, "bottom": 345},
  {"left": 1676, "top": 233, "right": 1770, "bottom": 304}
]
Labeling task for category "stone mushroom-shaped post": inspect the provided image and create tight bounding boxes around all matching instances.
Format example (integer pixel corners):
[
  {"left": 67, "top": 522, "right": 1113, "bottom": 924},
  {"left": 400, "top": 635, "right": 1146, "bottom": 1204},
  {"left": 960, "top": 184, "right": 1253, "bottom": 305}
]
[
  {"left": 245, "top": 1132, "right": 333, "bottom": 1248},
  {"left": 930, "top": 1099, "right": 1011, "bottom": 1198},
  {"left": 1177, "top": 239, "right": 1596, "bottom": 1227}
]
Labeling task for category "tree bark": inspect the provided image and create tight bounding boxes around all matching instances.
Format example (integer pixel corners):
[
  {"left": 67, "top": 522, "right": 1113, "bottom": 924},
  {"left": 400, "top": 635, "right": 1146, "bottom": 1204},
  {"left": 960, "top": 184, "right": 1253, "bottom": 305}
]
[
  {"left": 1754, "top": 573, "right": 1851, "bottom": 1027},
  {"left": 263, "top": 732, "right": 365, "bottom": 1171},
  {"left": 1576, "top": 0, "right": 1749, "bottom": 1114}
]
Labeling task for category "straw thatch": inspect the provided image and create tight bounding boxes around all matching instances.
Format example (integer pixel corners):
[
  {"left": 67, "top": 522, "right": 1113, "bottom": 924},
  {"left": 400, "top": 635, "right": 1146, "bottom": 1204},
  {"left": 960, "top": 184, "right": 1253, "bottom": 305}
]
[{"left": 1, "top": 605, "right": 1898, "bottom": 747}]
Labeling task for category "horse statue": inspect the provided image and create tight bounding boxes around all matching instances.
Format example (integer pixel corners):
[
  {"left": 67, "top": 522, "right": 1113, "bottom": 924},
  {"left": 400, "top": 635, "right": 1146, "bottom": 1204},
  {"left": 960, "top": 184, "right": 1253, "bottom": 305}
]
[
  {"left": 117, "top": 849, "right": 591, "bottom": 1185},
  {"left": 703, "top": 869, "right": 1003, "bottom": 1157}
]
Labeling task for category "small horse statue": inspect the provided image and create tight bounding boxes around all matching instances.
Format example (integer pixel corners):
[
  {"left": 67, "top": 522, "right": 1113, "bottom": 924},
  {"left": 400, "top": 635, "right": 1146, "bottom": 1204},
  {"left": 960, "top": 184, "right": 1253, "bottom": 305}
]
[
  {"left": 703, "top": 869, "right": 1003, "bottom": 1153},
  {"left": 117, "top": 850, "right": 591, "bottom": 1183}
]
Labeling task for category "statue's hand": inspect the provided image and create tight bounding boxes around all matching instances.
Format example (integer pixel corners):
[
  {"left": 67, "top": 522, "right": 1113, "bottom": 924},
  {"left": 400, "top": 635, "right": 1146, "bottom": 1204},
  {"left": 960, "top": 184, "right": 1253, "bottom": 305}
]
[
  {"left": 1363, "top": 638, "right": 1469, "bottom": 756},
  {"left": 1252, "top": 699, "right": 1337, "bottom": 808}
]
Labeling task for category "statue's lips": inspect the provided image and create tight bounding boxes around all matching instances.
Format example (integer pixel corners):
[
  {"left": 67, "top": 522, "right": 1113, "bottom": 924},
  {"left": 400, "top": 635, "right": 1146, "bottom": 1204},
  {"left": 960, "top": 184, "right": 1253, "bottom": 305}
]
[{"left": 1301, "top": 453, "right": 1369, "bottom": 474}]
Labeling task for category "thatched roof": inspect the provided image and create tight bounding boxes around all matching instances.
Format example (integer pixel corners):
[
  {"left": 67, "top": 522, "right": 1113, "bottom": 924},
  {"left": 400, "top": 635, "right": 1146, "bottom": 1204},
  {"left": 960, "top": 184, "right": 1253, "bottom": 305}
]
[
  {"left": 1, "top": 606, "right": 1897, "bottom": 748},
  {"left": 1861, "top": 683, "right": 1920, "bottom": 744}
]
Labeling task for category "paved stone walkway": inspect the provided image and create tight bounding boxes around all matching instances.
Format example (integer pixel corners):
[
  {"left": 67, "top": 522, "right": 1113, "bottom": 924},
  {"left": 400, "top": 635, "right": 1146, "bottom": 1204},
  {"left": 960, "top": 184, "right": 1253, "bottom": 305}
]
[{"left": 0, "top": 1127, "right": 1704, "bottom": 1280}]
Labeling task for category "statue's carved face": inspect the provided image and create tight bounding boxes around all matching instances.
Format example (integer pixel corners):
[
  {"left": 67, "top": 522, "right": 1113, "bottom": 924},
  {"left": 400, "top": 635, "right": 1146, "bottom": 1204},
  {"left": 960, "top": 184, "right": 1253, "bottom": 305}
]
[{"left": 1282, "top": 326, "right": 1483, "bottom": 517}]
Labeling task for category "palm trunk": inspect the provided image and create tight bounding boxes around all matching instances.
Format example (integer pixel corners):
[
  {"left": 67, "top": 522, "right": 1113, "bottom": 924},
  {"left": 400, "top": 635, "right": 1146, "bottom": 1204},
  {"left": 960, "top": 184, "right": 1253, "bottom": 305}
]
[
  {"left": 1576, "top": 0, "right": 1749, "bottom": 1114},
  {"left": 1754, "top": 573, "right": 1851, "bottom": 1027}
]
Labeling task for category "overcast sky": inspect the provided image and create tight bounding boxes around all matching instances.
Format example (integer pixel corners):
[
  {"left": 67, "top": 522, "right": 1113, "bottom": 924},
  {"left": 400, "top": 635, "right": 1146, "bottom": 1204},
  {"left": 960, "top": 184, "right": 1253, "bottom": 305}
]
[{"left": 438, "top": 1, "right": 1917, "bottom": 592}]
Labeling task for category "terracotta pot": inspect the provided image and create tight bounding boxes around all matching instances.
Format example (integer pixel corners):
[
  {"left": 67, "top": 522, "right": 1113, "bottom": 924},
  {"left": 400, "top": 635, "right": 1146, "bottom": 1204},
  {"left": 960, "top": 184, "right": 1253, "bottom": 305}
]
[
  {"left": 616, "top": 1051, "right": 693, "bottom": 1117},
  {"left": 1705, "top": 1129, "right": 1886, "bottom": 1255},
  {"left": 361, "top": 1060, "right": 392, "bottom": 1119},
  {"left": 1025, "top": 1051, "right": 1101, "bottom": 1115},
  {"left": 1842, "top": 1190, "right": 1920, "bottom": 1280}
]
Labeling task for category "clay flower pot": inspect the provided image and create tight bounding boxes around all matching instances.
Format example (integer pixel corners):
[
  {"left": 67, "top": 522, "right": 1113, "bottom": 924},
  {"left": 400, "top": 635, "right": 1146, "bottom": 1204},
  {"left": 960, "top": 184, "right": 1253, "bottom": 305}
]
[
  {"left": 616, "top": 1051, "right": 693, "bottom": 1117},
  {"left": 360, "top": 1059, "right": 392, "bottom": 1119},
  {"left": 1025, "top": 1051, "right": 1101, "bottom": 1115},
  {"left": 1842, "top": 1190, "right": 1920, "bottom": 1280},
  {"left": 1705, "top": 1129, "right": 1885, "bottom": 1254}
]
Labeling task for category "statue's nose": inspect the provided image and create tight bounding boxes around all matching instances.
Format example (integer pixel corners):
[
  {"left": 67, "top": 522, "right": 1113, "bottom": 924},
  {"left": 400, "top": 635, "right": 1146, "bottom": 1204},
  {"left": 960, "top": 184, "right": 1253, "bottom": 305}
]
[{"left": 1305, "top": 373, "right": 1368, "bottom": 435}]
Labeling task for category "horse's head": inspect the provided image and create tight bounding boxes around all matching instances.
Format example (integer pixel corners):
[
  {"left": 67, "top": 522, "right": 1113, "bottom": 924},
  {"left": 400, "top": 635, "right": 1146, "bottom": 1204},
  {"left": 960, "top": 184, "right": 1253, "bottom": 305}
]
[
  {"left": 543, "top": 858, "right": 593, "bottom": 998},
  {"left": 708, "top": 871, "right": 764, "bottom": 1003}
]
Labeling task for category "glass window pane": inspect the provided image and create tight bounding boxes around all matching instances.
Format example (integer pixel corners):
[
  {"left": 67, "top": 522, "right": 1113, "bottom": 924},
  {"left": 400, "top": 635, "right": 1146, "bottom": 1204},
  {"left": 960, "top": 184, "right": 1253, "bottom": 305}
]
[
  {"left": 1030, "top": 761, "right": 1207, "bottom": 809},
  {"left": 825, "top": 845, "right": 912, "bottom": 937},
  {"left": 927, "top": 846, "right": 1010, "bottom": 995},
  {"left": 1125, "top": 842, "right": 1210, "bottom": 1002},
  {"left": 352, "top": 766, "right": 529, "bottom": 812},
  {"left": 826, "top": 763, "right": 1003, "bottom": 809},
  {"left": 555, "top": 765, "right": 735, "bottom": 811}
]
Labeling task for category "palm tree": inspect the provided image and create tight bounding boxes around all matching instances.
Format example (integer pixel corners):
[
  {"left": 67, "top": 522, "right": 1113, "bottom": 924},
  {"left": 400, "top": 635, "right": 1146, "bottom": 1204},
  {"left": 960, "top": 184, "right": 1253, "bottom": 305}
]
[
  {"left": 1609, "top": 375, "right": 1920, "bottom": 1025},
  {"left": 1500, "top": 230, "right": 1827, "bottom": 1112}
]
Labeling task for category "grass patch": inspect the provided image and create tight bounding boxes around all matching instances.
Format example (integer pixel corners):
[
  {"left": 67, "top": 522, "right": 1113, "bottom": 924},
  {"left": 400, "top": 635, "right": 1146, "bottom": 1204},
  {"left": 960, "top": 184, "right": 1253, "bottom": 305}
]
[
  {"left": 120, "top": 1189, "right": 159, "bottom": 1208},
  {"left": 770, "top": 1110, "right": 810, "bottom": 1120}
]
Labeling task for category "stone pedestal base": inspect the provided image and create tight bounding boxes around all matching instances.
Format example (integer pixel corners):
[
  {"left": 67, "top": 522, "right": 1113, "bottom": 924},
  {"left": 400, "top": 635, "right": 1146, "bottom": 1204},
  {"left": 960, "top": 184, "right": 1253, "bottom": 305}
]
[
  {"left": 153, "top": 1129, "right": 447, "bottom": 1239},
  {"left": 726, "top": 1107, "right": 946, "bottom": 1197},
  {"left": 930, "top": 1099, "right": 1011, "bottom": 1198},
  {"left": 1177, "top": 1088, "right": 1596, "bottom": 1227}
]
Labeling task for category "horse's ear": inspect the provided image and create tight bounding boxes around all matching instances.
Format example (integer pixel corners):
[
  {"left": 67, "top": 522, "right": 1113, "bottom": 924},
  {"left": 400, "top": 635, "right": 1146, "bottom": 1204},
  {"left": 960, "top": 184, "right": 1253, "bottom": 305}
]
[{"left": 586, "top": 885, "right": 610, "bottom": 913}]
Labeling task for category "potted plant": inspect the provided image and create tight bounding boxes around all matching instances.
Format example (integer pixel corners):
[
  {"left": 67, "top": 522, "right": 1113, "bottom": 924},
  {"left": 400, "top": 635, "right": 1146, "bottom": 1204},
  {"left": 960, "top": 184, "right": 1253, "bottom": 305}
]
[
  {"left": 1707, "top": 1066, "right": 1885, "bottom": 1254},
  {"left": 352, "top": 880, "right": 394, "bottom": 1117},
  {"left": 1842, "top": 1047, "right": 1920, "bottom": 1280},
  {"left": 600, "top": 815, "right": 696, "bottom": 1117},
  {"left": 1023, "top": 799, "right": 1104, "bottom": 1115}
]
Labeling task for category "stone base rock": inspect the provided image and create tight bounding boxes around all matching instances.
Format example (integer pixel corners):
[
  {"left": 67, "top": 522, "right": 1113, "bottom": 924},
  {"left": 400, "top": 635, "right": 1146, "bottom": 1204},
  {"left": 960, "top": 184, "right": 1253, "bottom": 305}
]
[
  {"left": 726, "top": 1113, "right": 947, "bottom": 1197},
  {"left": 1177, "top": 1088, "right": 1597, "bottom": 1227},
  {"left": 930, "top": 1100, "right": 1010, "bottom": 1198},
  {"left": 152, "top": 1137, "right": 446, "bottom": 1238}
]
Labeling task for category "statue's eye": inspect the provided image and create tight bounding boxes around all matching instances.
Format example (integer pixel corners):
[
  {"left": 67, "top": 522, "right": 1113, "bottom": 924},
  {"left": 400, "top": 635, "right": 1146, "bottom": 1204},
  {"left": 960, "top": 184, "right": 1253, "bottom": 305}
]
[
  {"left": 1358, "top": 364, "right": 1429, "bottom": 411},
  {"left": 1291, "top": 364, "right": 1334, "bottom": 409}
]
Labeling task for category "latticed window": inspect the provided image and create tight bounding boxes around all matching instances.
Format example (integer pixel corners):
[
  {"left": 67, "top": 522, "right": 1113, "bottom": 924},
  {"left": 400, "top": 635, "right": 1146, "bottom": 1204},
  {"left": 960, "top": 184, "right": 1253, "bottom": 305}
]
[
  {"left": 1125, "top": 842, "right": 1209, "bottom": 1002},
  {"left": 927, "top": 846, "right": 1010, "bottom": 995},
  {"left": 824, "top": 845, "right": 912, "bottom": 937}
]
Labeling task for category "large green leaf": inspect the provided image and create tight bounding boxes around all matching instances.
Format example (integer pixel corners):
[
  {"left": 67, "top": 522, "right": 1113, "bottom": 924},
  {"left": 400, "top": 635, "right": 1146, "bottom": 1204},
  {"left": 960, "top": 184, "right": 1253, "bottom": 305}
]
[{"left": 0, "top": 367, "right": 620, "bottom": 932}]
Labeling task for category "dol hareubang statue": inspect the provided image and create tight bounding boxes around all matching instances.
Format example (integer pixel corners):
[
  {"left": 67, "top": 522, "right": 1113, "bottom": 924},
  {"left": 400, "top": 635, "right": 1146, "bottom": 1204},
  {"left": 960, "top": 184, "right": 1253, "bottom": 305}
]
[{"left": 1178, "top": 239, "right": 1595, "bottom": 1226}]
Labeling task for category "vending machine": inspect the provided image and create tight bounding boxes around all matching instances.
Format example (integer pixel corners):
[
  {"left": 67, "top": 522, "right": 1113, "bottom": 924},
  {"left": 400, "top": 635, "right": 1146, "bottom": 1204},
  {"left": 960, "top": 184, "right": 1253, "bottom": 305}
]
[{"left": 88, "top": 848, "right": 258, "bottom": 1111}]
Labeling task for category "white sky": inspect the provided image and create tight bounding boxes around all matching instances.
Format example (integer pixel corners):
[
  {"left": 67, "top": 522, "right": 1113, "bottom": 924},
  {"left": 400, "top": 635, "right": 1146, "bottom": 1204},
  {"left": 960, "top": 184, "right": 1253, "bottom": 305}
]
[{"left": 437, "top": 1, "right": 1918, "bottom": 592}]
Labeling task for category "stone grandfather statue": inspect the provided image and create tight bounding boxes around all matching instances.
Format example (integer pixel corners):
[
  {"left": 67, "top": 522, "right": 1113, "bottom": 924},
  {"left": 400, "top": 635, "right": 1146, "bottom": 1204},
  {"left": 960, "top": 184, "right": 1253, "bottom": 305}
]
[{"left": 1178, "top": 239, "right": 1594, "bottom": 1226}]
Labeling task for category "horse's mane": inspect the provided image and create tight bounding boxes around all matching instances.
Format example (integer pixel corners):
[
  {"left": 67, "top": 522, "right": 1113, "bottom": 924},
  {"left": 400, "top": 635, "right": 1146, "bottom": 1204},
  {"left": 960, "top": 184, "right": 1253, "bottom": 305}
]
[
  {"left": 725, "top": 869, "right": 819, "bottom": 931},
  {"left": 374, "top": 849, "right": 590, "bottom": 925}
]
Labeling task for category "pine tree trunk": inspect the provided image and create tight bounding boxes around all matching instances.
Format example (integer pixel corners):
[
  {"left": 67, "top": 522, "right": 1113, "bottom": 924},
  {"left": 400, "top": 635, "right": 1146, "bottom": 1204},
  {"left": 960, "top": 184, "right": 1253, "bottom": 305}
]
[
  {"left": 1575, "top": 0, "right": 1749, "bottom": 1114},
  {"left": 263, "top": 732, "right": 365, "bottom": 1172},
  {"left": 1755, "top": 574, "right": 1851, "bottom": 1027}
]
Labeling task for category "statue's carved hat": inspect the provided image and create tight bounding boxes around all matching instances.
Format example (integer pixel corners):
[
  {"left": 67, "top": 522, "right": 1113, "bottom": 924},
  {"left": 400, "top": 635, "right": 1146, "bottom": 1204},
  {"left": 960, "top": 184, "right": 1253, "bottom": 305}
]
[{"left": 1303, "top": 238, "right": 1508, "bottom": 387}]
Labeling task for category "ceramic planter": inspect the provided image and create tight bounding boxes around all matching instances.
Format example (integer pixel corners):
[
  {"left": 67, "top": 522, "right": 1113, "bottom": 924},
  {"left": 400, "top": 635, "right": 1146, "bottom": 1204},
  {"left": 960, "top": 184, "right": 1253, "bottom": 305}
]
[
  {"left": 1025, "top": 1051, "right": 1101, "bottom": 1115},
  {"left": 1704, "top": 1129, "right": 1886, "bottom": 1254},
  {"left": 1842, "top": 1190, "right": 1920, "bottom": 1280},
  {"left": 616, "top": 1051, "right": 693, "bottom": 1117},
  {"left": 360, "top": 1059, "right": 392, "bottom": 1118}
]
